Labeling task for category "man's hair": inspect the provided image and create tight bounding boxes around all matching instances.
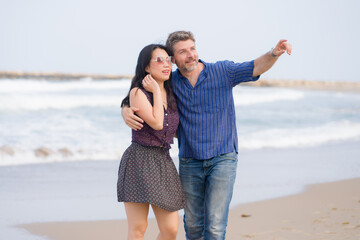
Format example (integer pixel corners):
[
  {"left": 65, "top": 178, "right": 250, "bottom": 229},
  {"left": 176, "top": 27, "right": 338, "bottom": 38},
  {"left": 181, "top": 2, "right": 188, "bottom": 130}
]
[{"left": 166, "top": 31, "right": 195, "bottom": 55}]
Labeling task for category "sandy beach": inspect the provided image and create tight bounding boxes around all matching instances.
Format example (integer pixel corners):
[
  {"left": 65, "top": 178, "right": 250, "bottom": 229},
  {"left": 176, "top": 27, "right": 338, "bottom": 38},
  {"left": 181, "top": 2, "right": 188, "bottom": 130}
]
[
  {"left": 20, "top": 178, "right": 360, "bottom": 240},
  {"left": 0, "top": 139, "right": 358, "bottom": 240},
  {"left": 0, "top": 140, "right": 358, "bottom": 240}
]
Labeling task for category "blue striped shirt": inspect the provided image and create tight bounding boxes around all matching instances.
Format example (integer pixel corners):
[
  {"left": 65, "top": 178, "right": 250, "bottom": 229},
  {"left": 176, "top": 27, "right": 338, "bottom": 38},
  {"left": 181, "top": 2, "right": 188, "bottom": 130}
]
[{"left": 171, "top": 59, "right": 260, "bottom": 159}]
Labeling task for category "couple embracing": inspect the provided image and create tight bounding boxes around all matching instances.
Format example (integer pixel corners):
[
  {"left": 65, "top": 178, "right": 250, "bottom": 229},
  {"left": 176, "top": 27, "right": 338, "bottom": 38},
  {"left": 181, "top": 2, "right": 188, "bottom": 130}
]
[{"left": 117, "top": 31, "right": 292, "bottom": 240}]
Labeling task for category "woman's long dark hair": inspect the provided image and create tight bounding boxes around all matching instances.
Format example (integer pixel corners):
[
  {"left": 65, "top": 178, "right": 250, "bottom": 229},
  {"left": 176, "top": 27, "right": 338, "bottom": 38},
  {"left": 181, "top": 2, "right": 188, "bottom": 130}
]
[{"left": 121, "top": 44, "right": 176, "bottom": 110}]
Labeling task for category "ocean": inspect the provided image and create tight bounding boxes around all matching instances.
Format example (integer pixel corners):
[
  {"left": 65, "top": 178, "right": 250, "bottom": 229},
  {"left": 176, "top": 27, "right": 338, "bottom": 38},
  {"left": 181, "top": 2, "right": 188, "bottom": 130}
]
[
  {"left": 1, "top": 78, "right": 360, "bottom": 165},
  {"left": 1, "top": 78, "right": 360, "bottom": 240}
]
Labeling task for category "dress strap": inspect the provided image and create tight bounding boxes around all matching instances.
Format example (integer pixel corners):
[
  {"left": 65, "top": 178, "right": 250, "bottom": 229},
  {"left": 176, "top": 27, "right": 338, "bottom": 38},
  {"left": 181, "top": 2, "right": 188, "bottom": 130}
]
[{"left": 138, "top": 88, "right": 153, "bottom": 105}]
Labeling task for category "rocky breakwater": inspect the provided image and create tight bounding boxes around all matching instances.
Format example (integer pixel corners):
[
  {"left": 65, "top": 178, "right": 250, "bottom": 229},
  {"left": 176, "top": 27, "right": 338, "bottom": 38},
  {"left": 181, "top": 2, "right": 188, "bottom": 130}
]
[
  {"left": 243, "top": 79, "right": 360, "bottom": 93},
  {"left": 0, "top": 71, "right": 133, "bottom": 80}
]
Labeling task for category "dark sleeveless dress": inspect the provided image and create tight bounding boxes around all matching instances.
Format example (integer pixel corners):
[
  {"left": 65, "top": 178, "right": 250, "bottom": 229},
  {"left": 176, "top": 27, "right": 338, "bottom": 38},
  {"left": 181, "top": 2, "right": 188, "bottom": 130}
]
[{"left": 117, "top": 88, "right": 186, "bottom": 211}]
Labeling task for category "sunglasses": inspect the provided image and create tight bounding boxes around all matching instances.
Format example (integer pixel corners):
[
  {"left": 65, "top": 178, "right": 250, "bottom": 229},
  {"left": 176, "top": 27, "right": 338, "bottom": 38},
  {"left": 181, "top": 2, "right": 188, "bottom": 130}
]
[{"left": 151, "top": 56, "right": 175, "bottom": 64}]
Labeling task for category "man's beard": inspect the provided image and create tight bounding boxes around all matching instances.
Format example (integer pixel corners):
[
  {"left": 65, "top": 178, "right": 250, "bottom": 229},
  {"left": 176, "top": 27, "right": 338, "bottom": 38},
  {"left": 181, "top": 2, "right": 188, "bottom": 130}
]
[{"left": 183, "top": 58, "right": 198, "bottom": 72}]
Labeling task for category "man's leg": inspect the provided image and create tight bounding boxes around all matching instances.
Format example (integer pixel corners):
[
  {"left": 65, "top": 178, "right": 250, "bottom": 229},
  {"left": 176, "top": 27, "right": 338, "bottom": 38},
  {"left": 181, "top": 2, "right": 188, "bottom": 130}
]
[
  {"left": 179, "top": 158, "right": 205, "bottom": 240},
  {"left": 204, "top": 151, "right": 238, "bottom": 240}
]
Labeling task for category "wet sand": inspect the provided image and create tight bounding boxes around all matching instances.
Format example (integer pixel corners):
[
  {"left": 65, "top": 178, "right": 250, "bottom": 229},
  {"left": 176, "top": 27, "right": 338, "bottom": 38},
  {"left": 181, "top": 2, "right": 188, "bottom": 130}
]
[{"left": 20, "top": 178, "right": 360, "bottom": 240}]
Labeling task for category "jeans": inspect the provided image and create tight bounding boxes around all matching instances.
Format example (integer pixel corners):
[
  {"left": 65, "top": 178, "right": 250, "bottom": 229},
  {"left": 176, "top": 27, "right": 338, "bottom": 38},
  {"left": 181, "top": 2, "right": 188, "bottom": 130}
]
[{"left": 179, "top": 151, "right": 238, "bottom": 240}]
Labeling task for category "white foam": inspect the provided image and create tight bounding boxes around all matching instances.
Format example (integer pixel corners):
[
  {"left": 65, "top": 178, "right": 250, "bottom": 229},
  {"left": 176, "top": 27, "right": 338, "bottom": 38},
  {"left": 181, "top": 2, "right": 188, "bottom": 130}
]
[
  {"left": 0, "top": 82, "right": 304, "bottom": 111},
  {"left": 2, "top": 121, "right": 359, "bottom": 166},
  {"left": 0, "top": 141, "right": 180, "bottom": 166},
  {"left": 0, "top": 79, "right": 132, "bottom": 110},
  {"left": 239, "top": 120, "right": 360, "bottom": 149},
  {"left": 0, "top": 79, "right": 131, "bottom": 93},
  {"left": 234, "top": 87, "right": 304, "bottom": 106},
  {"left": 0, "top": 144, "right": 123, "bottom": 166},
  {"left": 1, "top": 94, "right": 125, "bottom": 110},
  {"left": 1, "top": 80, "right": 359, "bottom": 166}
]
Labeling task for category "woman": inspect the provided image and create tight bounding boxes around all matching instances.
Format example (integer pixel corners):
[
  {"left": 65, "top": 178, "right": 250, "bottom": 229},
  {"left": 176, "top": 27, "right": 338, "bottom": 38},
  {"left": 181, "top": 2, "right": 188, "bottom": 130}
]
[{"left": 117, "top": 44, "right": 185, "bottom": 240}]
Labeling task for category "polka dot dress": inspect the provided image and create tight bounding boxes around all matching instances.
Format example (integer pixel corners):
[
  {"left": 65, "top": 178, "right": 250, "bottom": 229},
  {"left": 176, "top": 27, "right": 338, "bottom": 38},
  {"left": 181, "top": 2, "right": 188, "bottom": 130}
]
[{"left": 117, "top": 142, "right": 186, "bottom": 212}]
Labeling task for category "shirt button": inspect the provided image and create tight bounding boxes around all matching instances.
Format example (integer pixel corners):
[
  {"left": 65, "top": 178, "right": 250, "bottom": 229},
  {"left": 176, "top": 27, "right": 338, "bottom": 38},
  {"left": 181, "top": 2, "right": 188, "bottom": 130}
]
[
  {"left": 165, "top": 113, "right": 168, "bottom": 116},
  {"left": 166, "top": 123, "right": 168, "bottom": 126}
]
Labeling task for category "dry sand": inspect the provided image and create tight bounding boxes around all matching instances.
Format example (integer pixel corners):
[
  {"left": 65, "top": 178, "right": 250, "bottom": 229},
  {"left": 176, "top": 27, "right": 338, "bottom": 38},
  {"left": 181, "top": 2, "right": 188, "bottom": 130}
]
[{"left": 20, "top": 178, "right": 360, "bottom": 240}]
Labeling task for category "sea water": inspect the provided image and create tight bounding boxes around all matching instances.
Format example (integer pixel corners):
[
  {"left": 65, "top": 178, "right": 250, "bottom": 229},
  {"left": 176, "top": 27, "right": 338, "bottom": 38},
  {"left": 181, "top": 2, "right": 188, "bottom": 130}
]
[
  {"left": 1, "top": 78, "right": 360, "bottom": 240},
  {"left": 1, "top": 78, "right": 360, "bottom": 166}
]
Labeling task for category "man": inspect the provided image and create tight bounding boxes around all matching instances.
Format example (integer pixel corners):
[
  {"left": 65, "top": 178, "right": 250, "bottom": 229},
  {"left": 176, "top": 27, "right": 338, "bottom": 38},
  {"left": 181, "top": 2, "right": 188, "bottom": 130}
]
[{"left": 122, "top": 31, "right": 292, "bottom": 240}]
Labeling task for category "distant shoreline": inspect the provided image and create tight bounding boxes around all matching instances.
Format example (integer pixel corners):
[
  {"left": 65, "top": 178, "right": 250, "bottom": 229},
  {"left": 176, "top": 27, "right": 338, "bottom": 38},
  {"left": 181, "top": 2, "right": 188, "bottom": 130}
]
[
  {"left": 1, "top": 71, "right": 360, "bottom": 93},
  {"left": 0, "top": 71, "right": 132, "bottom": 80},
  {"left": 242, "top": 79, "right": 360, "bottom": 93}
]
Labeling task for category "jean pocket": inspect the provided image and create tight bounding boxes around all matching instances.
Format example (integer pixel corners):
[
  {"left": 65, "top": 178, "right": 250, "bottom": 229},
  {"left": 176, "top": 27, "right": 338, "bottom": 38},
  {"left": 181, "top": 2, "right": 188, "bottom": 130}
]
[
  {"left": 216, "top": 152, "right": 237, "bottom": 165},
  {"left": 220, "top": 151, "right": 237, "bottom": 158},
  {"left": 179, "top": 157, "right": 191, "bottom": 164}
]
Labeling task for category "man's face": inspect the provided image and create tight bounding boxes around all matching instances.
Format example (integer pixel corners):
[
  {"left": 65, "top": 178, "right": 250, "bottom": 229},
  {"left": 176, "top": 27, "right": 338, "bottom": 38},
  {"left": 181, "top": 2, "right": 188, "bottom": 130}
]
[{"left": 172, "top": 39, "right": 199, "bottom": 73}]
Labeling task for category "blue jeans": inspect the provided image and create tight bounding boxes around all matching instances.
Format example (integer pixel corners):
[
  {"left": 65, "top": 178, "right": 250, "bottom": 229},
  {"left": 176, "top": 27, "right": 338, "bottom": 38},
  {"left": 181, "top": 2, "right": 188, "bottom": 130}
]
[{"left": 179, "top": 151, "right": 238, "bottom": 240}]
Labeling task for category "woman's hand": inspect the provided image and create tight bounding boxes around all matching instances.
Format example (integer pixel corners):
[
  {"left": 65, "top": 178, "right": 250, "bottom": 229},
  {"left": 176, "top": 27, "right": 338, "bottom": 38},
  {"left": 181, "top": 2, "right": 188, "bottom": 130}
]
[
  {"left": 142, "top": 74, "right": 160, "bottom": 93},
  {"left": 131, "top": 74, "right": 164, "bottom": 130}
]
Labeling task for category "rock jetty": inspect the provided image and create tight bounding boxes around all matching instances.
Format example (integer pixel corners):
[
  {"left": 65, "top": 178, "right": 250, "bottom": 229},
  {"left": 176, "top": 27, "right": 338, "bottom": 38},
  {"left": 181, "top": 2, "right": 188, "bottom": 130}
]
[
  {"left": 1, "top": 71, "right": 359, "bottom": 92},
  {"left": 242, "top": 79, "right": 360, "bottom": 93},
  {"left": 0, "top": 71, "right": 132, "bottom": 80}
]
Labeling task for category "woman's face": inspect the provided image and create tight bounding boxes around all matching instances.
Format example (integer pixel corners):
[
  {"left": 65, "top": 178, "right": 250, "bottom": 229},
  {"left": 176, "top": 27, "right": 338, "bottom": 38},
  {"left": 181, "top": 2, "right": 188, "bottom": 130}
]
[{"left": 145, "top": 48, "right": 172, "bottom": 82}]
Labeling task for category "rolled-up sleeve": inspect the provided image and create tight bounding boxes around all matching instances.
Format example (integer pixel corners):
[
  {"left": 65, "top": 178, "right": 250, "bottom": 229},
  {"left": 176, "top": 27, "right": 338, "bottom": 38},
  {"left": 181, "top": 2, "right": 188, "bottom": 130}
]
[{"left": 226, "top": 60, "right": 260, "bottom": 87}]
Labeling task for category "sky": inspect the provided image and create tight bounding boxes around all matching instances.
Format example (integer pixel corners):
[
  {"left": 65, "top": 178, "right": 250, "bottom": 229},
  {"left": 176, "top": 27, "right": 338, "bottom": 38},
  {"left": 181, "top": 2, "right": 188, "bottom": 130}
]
[{"left": 1, "top": 0, "right": 360, "bottom": 82}]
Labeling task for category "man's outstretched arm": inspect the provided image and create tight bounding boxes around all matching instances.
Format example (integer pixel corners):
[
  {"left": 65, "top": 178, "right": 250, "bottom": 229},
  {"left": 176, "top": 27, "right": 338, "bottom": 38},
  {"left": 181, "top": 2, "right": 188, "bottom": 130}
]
[{"left": 253, "top": 39, "right": 292, "bottom": 77}]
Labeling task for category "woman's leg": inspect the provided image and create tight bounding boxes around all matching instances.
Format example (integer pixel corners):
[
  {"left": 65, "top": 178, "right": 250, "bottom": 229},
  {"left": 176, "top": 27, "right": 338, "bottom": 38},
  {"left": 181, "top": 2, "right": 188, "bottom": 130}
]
[
  {"left": 124, "top": 202, "right": 150, "bottom": 240},
  {"left": 152, "top": 204, "right": 179, "bottom": 240}
]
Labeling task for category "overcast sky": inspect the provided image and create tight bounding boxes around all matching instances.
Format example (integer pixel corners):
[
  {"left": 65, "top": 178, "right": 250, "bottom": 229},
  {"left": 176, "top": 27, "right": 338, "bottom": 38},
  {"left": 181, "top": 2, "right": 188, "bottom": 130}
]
[{"left": 1, "top": 0, "right": 360, "bottom": 82}]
